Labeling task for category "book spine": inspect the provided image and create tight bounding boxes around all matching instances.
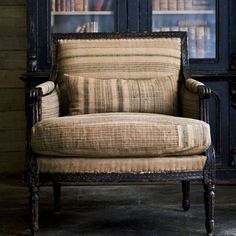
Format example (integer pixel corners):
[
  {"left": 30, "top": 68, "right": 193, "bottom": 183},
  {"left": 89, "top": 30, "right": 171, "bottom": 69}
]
[
  {"left": 96, "top": 0, "right": 104, "bottom": 10},
  {"left": 188, "top": 26, "right": 197, "bottom": 58},
  {"left": 196, "top": 26, "right": 205, "bottom": 58},
  {"left": 66, "top": 0, "right": 71, "bottom": 11},
  {"left": 177, "top": 0, "right": 185, "bottom": 10},
  {"left": 184, "top": 0, "right": 193, "bottom": 10},
  {"left": 75, "top": 0, "right": 83, "bottom": 11},
  {"left": 160, "top": 0, "right": 168, "bottom": 10},
  {"left": 61, "top": 0, "right": 66, "bottom": 11},
  {"left": 106, "top": 0, "right": 113, "bottom": 10},
  {"left": 83, "top": 0, "right": 89, "bottom": 11},
  {"left": 55, "top": 0, "right": 61, "bottom": 11},
  {"left": 70, "top": 0, "right": 75, "bottom": 11},
  {"left": 52, "top": 0, "right": 55, "bottom": 12},
  {"left": 204, "top": 26, "right": 212, "bottom": 57},
  {"left": 153, "top": 0, "right": 160, "bottom": 11},
  {"left": 168, "top": 0, "right": 177, "bottom": 10}
]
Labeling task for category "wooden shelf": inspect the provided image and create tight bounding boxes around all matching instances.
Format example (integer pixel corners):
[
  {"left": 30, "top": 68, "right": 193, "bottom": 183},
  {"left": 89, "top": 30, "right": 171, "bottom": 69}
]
[
  {"left": 153, "top": 10, "right": 215, "bottom": 15},
  {"left": 52, "top": 11, "right": 113, "bottom": 16}
]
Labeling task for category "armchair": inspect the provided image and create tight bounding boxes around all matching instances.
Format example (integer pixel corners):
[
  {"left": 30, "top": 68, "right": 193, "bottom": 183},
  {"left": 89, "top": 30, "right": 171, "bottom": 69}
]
[{"left": 26, "top": 32, "right": 215, "bottom": 235}]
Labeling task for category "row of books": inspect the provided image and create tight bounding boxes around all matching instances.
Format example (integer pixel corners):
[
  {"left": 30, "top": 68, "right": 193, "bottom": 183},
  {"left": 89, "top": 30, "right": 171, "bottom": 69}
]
[
  {"left": 52, "top": 0, "right": 113, "bottom": 12},
  {"left": 153, "top": 26, "right": 214, "bottom": 58},
  {"left": 153, "top": 0, "right": 213, "bottom": 11},
  {"left": 75, "top": 21, "right": 99, "bottom": 32}
]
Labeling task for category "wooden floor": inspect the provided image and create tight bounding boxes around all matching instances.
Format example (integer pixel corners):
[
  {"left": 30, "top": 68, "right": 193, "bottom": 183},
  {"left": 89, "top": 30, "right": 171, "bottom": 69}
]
[{"left": 1, "top": 178, "right": 236, "bottom": 236}]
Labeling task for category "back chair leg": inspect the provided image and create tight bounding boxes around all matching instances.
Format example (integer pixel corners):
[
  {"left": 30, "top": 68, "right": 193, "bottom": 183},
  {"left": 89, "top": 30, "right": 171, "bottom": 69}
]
[
  {"left": 204, "top": 182, "right": 215, "bottom": 236},
  {"left": 181, "top": 180, "right": 190, "bottom": 211},
  {"left": 53, "top": 182, "right": 61, "bottom": 213}
]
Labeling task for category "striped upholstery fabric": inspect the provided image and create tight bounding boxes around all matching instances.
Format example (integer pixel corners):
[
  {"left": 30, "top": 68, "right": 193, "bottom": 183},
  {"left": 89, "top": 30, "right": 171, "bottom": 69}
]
[
  {"left": 57, "top": 38, "right": 181, "bottom": 115},
  {"left": 37, "top": 156, "right": 207, "bottom": 173},
  {"left": 180, "top": 83, "right": 200, "bottom": 119},
  {"left": 64, "top": 74, "right": 179, "bottom": 115},
  {"left": 36, "top": 82, "right": 60, "bottom": 120},
  {"left": 31, "top": 112, "right": 211, "bottom": 157},
  {"left": 41, "top": 88, "right": 60, "bottom": 120}
]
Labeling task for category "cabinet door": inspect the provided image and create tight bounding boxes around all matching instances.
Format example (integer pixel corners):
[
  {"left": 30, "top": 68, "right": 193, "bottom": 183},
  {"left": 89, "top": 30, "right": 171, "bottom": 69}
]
[
  {"left": 51, "top": 0, "right": 116, "bottom": 33},
  {"left": 149, "top": 0, "right": 229, "bottom": 72}
]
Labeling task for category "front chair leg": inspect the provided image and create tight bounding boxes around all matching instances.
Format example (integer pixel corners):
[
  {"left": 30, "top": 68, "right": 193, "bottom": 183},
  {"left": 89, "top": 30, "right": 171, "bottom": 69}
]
[
  {"left": 204, "top": 182, "right": 215, "bottom": 236},
  {"left": 53, "top": 182, "right": 61, "bottom": 213},
  {"left": 28, "top": 171, "right": 39, "bottom": 234},
  {"left": 181, "top": 180, "right": 190, "bottom": 211}
]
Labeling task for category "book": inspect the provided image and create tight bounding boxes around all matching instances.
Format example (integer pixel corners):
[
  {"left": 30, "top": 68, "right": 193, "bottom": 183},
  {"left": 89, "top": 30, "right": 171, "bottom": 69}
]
[
  {"left": 75, "top": 0, "right": 83, "bottom": 11},
  {"left": 70, "top": 0, "right": 75, "bottom": 11},
  {"left": 105, "top": 0, "right": 113, "bottom": 10},
  {"left": 52, "top": 0, "right": 55, "bottom": 12},
  {"left": 96, "top": 0, "right": 104, "bottom": 10},
  {"left": 55, "top": 0, "right": 61, "bottom": 11},
  {"left": 188, "top": 26, "right": 197, "bottom": 58},
  {"left": 83, "top": 0, "right": 89, "bottom": 11},
  {"left": 168, "top": 0, "right": 177, "bottom": 10},
  {"left": 66, "top": 0, "right": 71, "bottom": 11},
  {"left": 61, "top": 0, "right": 66, "bottom": 11},
  {"left": 160, "top": 0, "right": 168, "bottom": 10},
  {"left": 196, "top": 26, "right": 205, "bottom": 58},
  {"left": 184, "top": 0, "right": 193, "bottom": 10},
  {"left": 177, "top": 0, "right": 185, "bottom": 10},
  {"left": 204, "top": 26, "right": 212, "bottom": 57},
  {"left": 153, "top": 0, "right": 160, "bottom": 11}
]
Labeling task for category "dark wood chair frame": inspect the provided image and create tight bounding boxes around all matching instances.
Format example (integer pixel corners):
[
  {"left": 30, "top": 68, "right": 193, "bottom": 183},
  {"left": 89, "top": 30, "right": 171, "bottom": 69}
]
[{"left": 25, "top": 32, "right": 216, "bottom": 235}]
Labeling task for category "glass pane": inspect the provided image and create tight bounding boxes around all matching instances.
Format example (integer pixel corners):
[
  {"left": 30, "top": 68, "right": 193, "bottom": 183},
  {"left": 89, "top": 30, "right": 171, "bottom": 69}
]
[
  {"left": 152, "top": 0, "right": 216, "bottom": 59},
  {"left": 51, "top": 0, "right": 115, "bottom": 33}
]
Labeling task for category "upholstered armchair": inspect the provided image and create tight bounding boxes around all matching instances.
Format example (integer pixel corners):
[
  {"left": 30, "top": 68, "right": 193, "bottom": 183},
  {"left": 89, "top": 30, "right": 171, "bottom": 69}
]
[{"left": 26, "top": 32, "right": 215, "bottom": 235}]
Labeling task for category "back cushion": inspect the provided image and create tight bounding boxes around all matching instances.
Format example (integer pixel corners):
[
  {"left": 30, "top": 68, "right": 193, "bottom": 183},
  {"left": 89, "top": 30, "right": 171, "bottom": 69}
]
[
  {"left": 57, "top": 37, "right": 182, "bottom": 115},
  {"left": 64, "top": 74, "right": 179, "bottom": 115}
]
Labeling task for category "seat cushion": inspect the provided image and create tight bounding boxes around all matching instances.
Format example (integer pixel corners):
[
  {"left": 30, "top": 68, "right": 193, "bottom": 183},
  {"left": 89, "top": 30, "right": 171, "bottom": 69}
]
[{"left": 31, "top": 113, "right": 211, "bottom": 157}]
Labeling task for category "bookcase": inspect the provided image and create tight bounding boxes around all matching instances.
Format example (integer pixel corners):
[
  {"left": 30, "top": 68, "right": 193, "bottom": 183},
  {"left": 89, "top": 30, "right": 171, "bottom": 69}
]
[{"left": 23, "top": 0, "right": 236, "bottom": 180}]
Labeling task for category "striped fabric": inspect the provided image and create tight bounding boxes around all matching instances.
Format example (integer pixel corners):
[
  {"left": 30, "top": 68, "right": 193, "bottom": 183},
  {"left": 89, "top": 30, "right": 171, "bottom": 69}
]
[
  {"left": 31, "top": 112, "right": 211, "bottom": 157},
  {"left": 37, "top": 155, "right": 207, "bottom": 173},
  {"left": 180, "top": 83, "right": 200, "bottom": 119},
  {"left": 36, "top": 81, "right": 55, "bottom": 95},
  {"left": 185, "top": 78, "right": 205, "bottom": 94},
  {"left": 57, "top": 38, "right": 181, "bottom": 114},
  {"left": 41, "top": 87, "right": 60, "bottom": 120},
  {"left": 64, "top": 74, "right": 179, "bottom": 115}
]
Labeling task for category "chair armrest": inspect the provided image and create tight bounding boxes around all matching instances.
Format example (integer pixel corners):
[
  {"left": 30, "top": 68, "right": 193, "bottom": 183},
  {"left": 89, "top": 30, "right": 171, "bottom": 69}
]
[
  {"left": 28, "top": 81, "right": 60, "bottom": 128},
  {"left": 180, "top": 78, "right": 211, "bottom": 122},
  {"left": 36, "top": 81, "right": 55, "bottom": 96}
]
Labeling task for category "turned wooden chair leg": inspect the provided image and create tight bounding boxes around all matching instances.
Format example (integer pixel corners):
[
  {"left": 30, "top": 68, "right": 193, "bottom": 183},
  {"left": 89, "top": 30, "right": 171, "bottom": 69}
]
[
  {"left": 29, "top": 172, "right": 39, "bottom": 234},
  {"left": 181, "top": 180, "right": 190, "bottom": 211},
  {"left": 204, "top": 182, "right": 215, "bottom": 236},
  {"left": 53, "top": 182, "right": 61, "bottom": 214}
]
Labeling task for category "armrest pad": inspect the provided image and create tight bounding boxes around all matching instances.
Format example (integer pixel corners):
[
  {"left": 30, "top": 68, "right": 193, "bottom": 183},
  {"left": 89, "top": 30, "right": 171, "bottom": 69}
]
[
  {"left": 185, "top": 78, "right": 205, "bottom": 94},
  {"left": 36, "top": 81, "right": 55, "bottom": 96}
]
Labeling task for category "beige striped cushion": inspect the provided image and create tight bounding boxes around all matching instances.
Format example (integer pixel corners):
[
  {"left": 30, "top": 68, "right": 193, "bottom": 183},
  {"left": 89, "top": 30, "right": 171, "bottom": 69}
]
[
  {"left": 57, "top": 37, "right": 181, "bottom": 114},
  {"left": 31, "top": 112, "right": 211, "bottom": 157},
  {"left": 64, "top": 74, "right": 179, "bottom": 115}
]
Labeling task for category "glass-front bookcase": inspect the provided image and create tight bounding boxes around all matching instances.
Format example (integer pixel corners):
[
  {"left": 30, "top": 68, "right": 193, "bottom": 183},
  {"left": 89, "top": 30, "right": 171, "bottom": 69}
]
[
  {"left": 51, "top": 0, "right": 116, "bottom": 33},
  {"left": 152, "top": 0, "right": 216, "bottom": 60}
]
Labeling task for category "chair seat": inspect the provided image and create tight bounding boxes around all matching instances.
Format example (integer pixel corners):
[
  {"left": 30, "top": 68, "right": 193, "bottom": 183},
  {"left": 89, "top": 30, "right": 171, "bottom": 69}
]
[{"left": 32, "top": 112, "right": 211, "bottom": 158}]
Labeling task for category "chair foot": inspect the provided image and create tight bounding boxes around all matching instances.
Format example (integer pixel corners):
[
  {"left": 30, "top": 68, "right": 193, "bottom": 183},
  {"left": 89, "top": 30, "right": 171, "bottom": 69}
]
[
  {"left": 181, "top": 181, "right": 190, "bottom": 211},
  {"left": 53, "top": 182, "right": 61, "bottom": 214},
  {"left": 204, "top": 182, "right": 215, "bottom": 236}
]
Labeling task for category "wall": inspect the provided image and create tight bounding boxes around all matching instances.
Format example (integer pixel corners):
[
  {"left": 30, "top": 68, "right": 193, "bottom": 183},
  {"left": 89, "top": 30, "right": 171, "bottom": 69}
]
[{"left": 0, "top": 0, "right": 26, "bottom": 175}]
